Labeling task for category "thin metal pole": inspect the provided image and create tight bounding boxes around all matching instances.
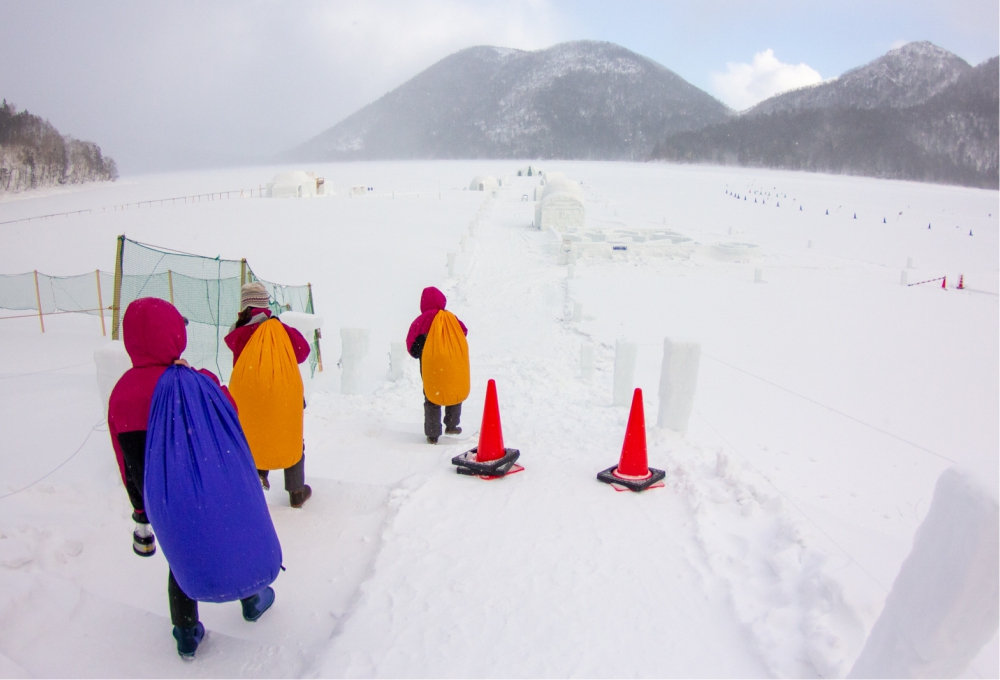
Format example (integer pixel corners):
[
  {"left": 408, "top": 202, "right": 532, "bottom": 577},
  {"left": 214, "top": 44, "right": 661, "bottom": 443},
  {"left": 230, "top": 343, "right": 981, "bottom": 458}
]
[
  {"left": 33, "top": 270, "right": 44, "bottom": 333},
  {"left": 95, "top": 270, "right": 106, "bottom": 336},
  {"left": 167, "top": 270, "right": 174, "bottom": 305}
]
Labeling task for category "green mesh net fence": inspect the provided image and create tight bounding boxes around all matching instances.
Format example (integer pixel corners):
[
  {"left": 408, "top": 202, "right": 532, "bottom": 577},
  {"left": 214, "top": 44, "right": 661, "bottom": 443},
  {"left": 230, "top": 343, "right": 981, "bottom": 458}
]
[
  {"left": 0, "top": 270, "right": 113, "bottom": 327},
  {"left": 112, "top": 237, "right": 319, "bottom": 381},
  {"left": 0, "top": 238, "right": 320, "bottom": 382}
]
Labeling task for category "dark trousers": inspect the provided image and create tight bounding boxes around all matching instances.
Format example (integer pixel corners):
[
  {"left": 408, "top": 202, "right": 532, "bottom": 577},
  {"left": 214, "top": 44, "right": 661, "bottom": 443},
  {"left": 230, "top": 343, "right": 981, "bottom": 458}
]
[
  {"left": 424, "top": 397, "right": 461, "bottom": 438},
  {"left": 258, "top": 452, "right": 306, "bottom": 492},
  {"left": 168, "top": 569, "right": 265, "bottom": 628},
  {"left": 118, "top": 431, "right": 149, "bottom": 522},
  {"left": 169, "top": 570, "right": 199, "bottom": 628}
]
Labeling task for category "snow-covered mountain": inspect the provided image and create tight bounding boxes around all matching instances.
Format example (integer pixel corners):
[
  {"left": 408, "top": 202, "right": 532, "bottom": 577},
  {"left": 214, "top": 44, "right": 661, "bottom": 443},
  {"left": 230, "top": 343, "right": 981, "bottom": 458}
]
[
  {"left": 288, "top": 41, "right": 731, "bottom": 162},
  {"left": 651, "top": 44, "right": 998, "bottom": 189},
  {"left": 745, "top": 41, "right": 973, "bottom": 116}
]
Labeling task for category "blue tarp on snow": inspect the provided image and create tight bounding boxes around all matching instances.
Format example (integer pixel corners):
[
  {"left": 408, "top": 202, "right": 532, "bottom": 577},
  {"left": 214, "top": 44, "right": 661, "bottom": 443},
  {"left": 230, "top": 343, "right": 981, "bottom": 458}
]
[{"left": 144, "top": 365, "right": 282, "bottom": 603}]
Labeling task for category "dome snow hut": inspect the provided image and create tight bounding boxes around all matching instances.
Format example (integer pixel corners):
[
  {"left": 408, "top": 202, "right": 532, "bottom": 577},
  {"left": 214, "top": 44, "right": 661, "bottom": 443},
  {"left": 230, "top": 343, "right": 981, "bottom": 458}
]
[
  {"left": 267, "top": 171, "right": 324, "bottom": 198},
  {"left": 469, "top": 175, "right": 499, "bottom": 192},
  {"left": 535, "top": 177, "right": 585, "bottom": 231}
]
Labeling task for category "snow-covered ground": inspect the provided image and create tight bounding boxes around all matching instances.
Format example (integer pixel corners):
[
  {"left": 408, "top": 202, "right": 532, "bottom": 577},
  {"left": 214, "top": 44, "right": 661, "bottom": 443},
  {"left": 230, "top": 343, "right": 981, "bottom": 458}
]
[{"left": 0, "top": 161, "right": 996, "bottom": 677}]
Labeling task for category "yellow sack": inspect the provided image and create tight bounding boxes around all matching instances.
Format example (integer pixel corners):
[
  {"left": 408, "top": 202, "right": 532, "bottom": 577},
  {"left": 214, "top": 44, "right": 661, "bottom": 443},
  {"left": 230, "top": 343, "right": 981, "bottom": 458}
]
[
  {"left": 422, "top": 310, "right": 470, "bottom": 406},
  {"left": 229, "top": 318, "right": 304, "bottom": 470}
]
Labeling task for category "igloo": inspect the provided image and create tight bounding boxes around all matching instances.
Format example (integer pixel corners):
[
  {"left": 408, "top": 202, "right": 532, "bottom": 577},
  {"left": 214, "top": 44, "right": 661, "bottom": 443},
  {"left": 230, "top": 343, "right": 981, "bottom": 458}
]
[
  {"left": 534, "top": 177, "right": 585, "bottom": 231},
  {"left": 469, "top": 175, "right": 499, "bottom": 192},
  {"left": 267, "top": 171, "right": 323, "bottom": 198}
]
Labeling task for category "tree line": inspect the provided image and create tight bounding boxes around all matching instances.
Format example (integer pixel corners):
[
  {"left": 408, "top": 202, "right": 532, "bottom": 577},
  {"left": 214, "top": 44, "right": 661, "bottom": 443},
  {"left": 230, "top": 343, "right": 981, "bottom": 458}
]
[{"left": 0, "top": 100, "right": 118, "bottom": 193}]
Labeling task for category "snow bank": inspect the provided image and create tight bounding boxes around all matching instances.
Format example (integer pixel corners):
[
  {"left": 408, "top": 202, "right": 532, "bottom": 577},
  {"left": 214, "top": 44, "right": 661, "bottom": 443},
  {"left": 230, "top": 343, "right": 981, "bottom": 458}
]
[
  {"left": 849, "top": 468, "right": 999, "bottom": 677},
  {"left": 93, "top": 341, "right": 130, "bottom": 415}
]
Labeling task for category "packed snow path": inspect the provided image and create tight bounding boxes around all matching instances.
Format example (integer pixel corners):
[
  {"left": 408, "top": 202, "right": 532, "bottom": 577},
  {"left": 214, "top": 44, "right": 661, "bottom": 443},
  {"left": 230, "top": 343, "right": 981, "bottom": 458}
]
[{"left": 310, "top": 200, "right": 774, "bottom": 676}]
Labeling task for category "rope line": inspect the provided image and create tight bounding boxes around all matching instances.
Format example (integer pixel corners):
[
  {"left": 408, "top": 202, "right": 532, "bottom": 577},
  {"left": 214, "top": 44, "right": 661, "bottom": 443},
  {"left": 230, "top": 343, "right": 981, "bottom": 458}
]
[
  {"left": 0, "top": 308, "right": 106, "bottom": 321},
  {"left": 0, "top": 421, "right": 104, "bottom": 501},
  {"left": 695, "top": 410, "right": 890, "bottom": 594},
  {"left": 700, "top": 352, "right": 956, "bottom": 465}
]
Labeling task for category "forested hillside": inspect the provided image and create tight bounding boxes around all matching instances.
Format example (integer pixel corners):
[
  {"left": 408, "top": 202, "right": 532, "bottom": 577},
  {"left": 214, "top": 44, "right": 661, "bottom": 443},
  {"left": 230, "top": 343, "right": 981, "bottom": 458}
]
[{"left": 0, "top": 100, "right": 118, "bottom": 193}]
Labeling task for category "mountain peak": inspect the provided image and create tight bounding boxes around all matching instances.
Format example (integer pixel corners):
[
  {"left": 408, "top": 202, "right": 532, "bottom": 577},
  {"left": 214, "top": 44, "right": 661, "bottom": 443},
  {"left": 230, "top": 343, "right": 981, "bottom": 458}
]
[
  {"left": 747, "top": 41, "right": 971, "bottom": 116},
  {"left": 289, "top": 41, "right": 729, "bottom": 161}
]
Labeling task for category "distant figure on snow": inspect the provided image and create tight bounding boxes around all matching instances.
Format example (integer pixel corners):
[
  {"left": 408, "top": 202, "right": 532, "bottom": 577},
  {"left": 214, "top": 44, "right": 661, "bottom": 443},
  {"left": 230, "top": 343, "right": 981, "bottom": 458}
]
[
  {"left": 108, "top": 298, "right": 280, "bottom": 659},
  {"left": 226, "top": 282, "right": 313, "bottom": 508},
  {"left": 406, "top": 286, "right": 470, "bottom": 444}
]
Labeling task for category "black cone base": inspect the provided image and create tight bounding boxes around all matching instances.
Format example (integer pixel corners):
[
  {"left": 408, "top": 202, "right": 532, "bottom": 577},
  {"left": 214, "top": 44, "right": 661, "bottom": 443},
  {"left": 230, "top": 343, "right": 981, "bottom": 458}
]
[
  {"left": 452, "top": 447, "right": 520, "bottom": 477},
  {"left": 597, "top": 465, "right": 666, "bottom": 492}
]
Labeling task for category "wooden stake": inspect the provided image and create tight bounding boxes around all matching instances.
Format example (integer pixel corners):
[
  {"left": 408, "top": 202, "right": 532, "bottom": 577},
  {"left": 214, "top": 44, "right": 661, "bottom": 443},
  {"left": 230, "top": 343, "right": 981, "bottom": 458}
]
[
  {"left": 308, "top": 282, "right": 323, "bottom": 372},
  {"left": 95, "top": 270, "right": 106, "bottom": 336},
  {"left": 33, "top": 270, "right": 44, "bottom": 333},
  {"left": 111, "top": 235, "right": 125, "bottom": 340}
]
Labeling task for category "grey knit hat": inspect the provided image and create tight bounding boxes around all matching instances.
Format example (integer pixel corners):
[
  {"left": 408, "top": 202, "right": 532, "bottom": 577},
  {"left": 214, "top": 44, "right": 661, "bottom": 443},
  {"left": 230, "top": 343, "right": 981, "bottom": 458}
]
[{"left": 240, "top": 282, "right": 269, "bottom": 310}]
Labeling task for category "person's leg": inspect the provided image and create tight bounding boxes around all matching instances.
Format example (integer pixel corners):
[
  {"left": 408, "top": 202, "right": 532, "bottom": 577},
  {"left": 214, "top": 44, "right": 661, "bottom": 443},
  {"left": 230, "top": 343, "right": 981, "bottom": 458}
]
[
  {"left": 118, "top": 431, "right": 156, "bottom": 557},
  {"left": 168, "top": 570, "right": 199, "bottom": 628},
  {"left": 168, "top": 568, "right": 204, "bottom": 657},
  {"left": 444, "top": 402, "right": 462, "bottom": 434},
  {"left": 424, "top": 396, "right": 442, "bottom": 441},
  {"left": 284, "top": 453, "right": 305, "bottom": 493},
  {"left": 285, "top": 449, "right": 311, "bottom": 508},
  {"left": 241, "top": 586, "right": 276, "bottom": 622}
]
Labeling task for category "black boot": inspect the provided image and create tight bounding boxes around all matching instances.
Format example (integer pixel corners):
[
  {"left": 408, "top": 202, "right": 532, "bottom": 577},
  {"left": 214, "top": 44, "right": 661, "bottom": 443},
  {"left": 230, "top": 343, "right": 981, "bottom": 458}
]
[
  {"left": 172, "top": 622, "right": 205, "bottom": 659},
  {"left": 289, "top": 485, "right": 312, "bottom": 508}
]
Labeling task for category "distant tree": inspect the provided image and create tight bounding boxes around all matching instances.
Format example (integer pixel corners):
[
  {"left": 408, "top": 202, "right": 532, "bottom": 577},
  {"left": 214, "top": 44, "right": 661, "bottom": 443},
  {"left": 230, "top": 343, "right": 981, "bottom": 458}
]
[{"left": 0, "top": 100, "right": 118, "bottom": 193}]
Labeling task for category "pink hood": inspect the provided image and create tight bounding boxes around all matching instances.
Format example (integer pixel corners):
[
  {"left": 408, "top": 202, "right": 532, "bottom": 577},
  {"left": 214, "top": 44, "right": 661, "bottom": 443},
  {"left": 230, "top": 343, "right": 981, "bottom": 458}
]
[
  {"left": 107, "top": 298, "right": 187, "bottom": 484},
  {"left": 406, "top": 286, "right": 466, "bottom": 350}
]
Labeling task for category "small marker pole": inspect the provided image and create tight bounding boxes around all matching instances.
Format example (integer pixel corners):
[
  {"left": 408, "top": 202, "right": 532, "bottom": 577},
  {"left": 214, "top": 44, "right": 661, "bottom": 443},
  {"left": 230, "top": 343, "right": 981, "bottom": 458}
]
[{"left": 33, "top": 270, "right": 45, "bottom": 333}]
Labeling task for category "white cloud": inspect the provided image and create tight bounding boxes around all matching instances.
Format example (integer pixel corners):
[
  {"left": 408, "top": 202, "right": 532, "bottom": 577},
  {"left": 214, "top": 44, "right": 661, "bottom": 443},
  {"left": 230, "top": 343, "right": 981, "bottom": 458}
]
[{"left": 710, "top": 49, "right": 823, "bottom": 111}]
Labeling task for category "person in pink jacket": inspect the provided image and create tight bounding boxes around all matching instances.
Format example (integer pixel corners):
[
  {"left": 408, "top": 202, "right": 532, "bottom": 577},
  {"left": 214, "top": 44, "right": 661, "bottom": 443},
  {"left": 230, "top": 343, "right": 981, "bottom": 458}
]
[
  {"left": 224, "top": 281, "right": 313, "bottom": 507},
  {"left": 406, "top": 286, "right": 468, "bottom": 443}
]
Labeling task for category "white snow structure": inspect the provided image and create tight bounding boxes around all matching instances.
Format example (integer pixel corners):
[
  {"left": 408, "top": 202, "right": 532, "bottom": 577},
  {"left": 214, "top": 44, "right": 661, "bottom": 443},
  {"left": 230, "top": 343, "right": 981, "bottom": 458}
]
[
  {"left": 279, "top": 311, "right": 323, "bottom": 398},
  {"left": 535, "top": 177, "right": 585, "bottom": 231},
  {"left": 340, "top": 327, "right": 370, "bottom": 395},
  {"left": 657, "top": 338, "right": 701, "bottom": 434},
  {"left": 266, "top": 171, "right": 324, "bottom": 198},
  {"left": 469, "top": 175, "right": 498, "bottom": 192},
  {"left": 849, "top": 468, "right": 999, "bottom": 678}
]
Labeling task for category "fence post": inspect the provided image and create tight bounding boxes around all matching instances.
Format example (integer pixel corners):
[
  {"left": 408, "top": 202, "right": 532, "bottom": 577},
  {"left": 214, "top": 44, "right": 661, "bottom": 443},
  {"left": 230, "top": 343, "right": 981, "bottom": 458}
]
[
  {"left": 33, "top": 270, "right": 44, "bottom": 333},
  {"left": 95, "top": 270, "right": 106, "bottom": 336},
  {"left": 307, "top": 283, "right": 323, "bottom": 372},
  {"left": 111, "top": 235, "right": 125, "bottom": 340}
]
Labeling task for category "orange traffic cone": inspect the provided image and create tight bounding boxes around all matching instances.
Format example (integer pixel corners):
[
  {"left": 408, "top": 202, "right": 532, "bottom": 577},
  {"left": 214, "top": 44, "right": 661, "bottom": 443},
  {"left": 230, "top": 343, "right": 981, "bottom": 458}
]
[
  {"left": 476, "top": 379, "right": 505, "bottom": 463},
  {"left": 958, "top": 275, "right": 965, "bottom": 289},
  {"left": 942, "top": 276, "right": 947, "bottom": 289},
  {"left": 597, "top": 388, "right": 666, "bottom": 492},
  {"left": 452, "top": 379, "right": 521, "bottom": 477}
]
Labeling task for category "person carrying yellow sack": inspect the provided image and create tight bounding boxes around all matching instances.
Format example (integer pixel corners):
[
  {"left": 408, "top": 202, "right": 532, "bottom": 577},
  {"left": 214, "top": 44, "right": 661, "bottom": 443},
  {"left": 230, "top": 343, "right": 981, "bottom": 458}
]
[
  {"left": 406, "top": 286, "right": 470, "bottom": 444},
  {"left": 225, "top": 282, "right": 313, "bottom": 507}
]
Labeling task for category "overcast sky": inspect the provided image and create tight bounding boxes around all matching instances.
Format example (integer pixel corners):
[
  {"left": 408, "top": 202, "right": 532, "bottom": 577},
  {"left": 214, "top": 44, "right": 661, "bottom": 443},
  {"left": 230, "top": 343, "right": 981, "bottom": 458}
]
[{"left": 1, "top": 0, "right": 996, "bottom": 174}]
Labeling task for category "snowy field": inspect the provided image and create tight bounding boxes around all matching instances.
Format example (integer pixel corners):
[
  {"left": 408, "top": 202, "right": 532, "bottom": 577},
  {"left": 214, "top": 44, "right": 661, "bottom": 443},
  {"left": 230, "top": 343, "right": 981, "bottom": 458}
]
[{"left": 0, "top": 160, "right": 996, "bottom": 677}]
